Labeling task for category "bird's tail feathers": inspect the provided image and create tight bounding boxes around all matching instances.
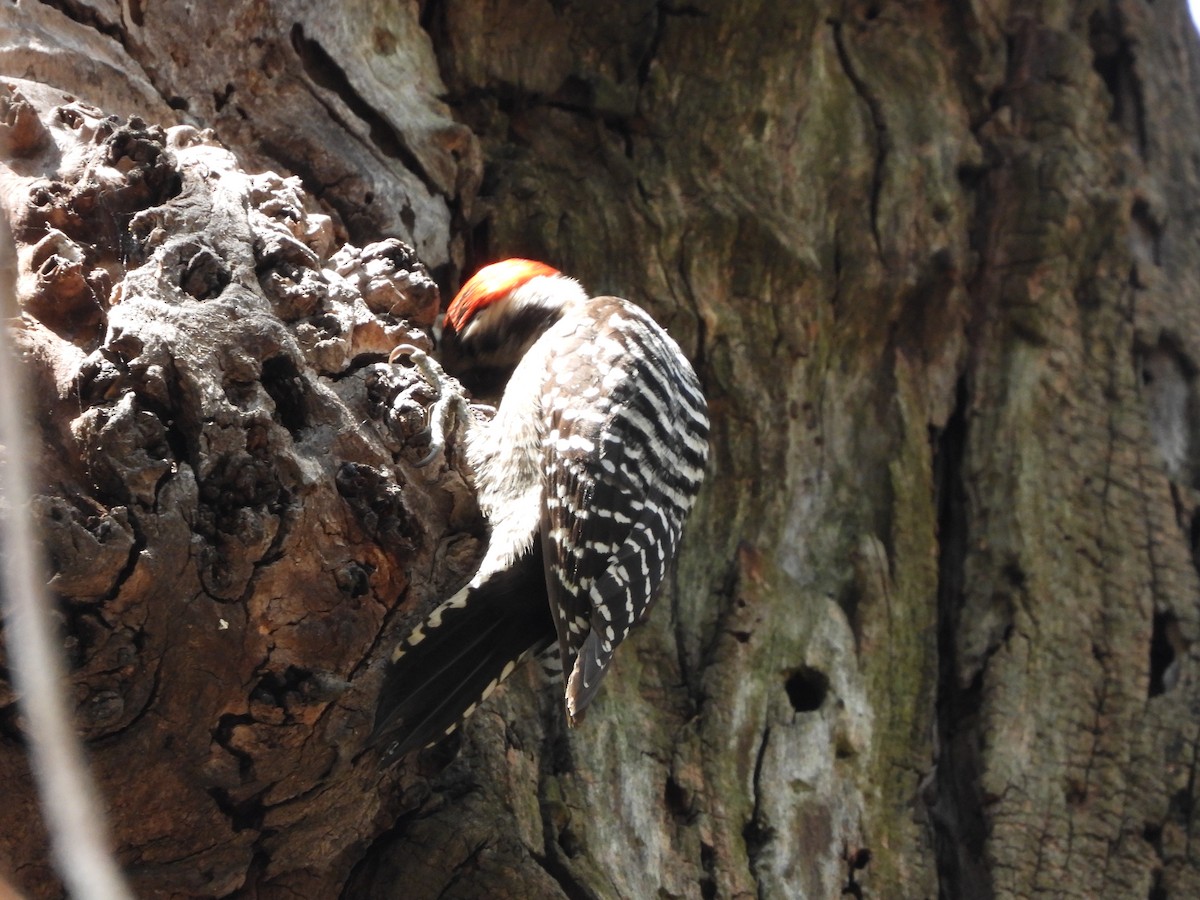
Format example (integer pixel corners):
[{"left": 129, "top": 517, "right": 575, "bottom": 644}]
[{"left": 369, "top": 551, "right": 553, "bottom": 765}]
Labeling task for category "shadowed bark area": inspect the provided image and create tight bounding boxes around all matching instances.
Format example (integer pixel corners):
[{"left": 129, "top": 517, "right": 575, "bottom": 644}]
[{"left": 3, "top": 1, "right": 1200, "bottom": 898}]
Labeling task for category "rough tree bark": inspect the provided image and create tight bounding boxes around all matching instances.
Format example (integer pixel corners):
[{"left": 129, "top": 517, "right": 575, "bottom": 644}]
[{"left": 2, "top": 1, "right": 1199, "bottom": 898}]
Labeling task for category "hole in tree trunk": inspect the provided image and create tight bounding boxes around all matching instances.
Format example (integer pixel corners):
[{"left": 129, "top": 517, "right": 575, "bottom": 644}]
[{"left": 784, "top": 666, "right": 829, "bottom": 712}]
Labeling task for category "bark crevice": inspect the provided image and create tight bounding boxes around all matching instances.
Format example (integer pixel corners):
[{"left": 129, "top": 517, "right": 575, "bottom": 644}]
[{"left": 930, "top": 378, "right": 992, "bottom": 900}]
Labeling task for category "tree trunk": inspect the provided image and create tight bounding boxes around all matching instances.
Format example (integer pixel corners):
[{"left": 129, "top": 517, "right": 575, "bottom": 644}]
[{"left": 3, "top": 1, "right": 1199, "bottom": 897}]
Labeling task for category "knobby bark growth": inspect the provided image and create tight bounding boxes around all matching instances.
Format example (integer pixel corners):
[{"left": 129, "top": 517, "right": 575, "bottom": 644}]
[{"left": 2, "top": 1, "right": 1200, "bottom": 898}]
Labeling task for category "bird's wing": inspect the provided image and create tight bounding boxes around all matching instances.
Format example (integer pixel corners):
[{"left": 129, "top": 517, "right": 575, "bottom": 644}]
[{"left": 540, "top": 303, "right": 708, "bottom": 723}]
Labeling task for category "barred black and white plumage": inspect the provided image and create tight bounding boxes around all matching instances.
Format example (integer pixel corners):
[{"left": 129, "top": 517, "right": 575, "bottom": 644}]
[
  {"left": 369, "top": 259, "right": 708, "bottom": 764},
  {"left": 537, "top": 297, "right": 708, "bottom": 718}
]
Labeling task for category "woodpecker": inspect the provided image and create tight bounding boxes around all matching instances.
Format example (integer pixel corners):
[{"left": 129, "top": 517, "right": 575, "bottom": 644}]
[{"left": 370, "top": 259, "right": 708, "bottom": 764}]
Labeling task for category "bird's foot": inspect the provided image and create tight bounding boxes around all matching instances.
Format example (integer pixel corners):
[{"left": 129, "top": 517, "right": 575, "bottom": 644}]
[{"left": 388, "top": 344, "right": 472, "bottom": 466}]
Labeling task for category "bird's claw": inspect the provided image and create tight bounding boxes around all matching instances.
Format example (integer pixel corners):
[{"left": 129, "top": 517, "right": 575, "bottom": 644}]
[
  {"left": 413, "top": 441, "right": 443, "bottom": 468},
  {"left": 388, "top": 343, "right": 424, "bottom": 366},
  {"left": 388, "top": 344, "right": 470, "bottom": 467}
]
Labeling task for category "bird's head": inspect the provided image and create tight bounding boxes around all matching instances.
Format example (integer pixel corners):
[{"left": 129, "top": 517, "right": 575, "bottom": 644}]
[{"left": 440, "top": 259, "right": 588, "bottom": 389}]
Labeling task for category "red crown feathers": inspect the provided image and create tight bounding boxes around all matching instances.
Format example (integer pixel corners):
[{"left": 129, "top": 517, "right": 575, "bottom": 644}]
[{"left": 444, "top": 259, "right": 560, "bottom": 332}]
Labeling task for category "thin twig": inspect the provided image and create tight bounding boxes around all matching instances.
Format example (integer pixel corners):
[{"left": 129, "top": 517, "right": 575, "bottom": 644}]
[{"left": 0, "top": 212, "right": 133, "bottom": 898}]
